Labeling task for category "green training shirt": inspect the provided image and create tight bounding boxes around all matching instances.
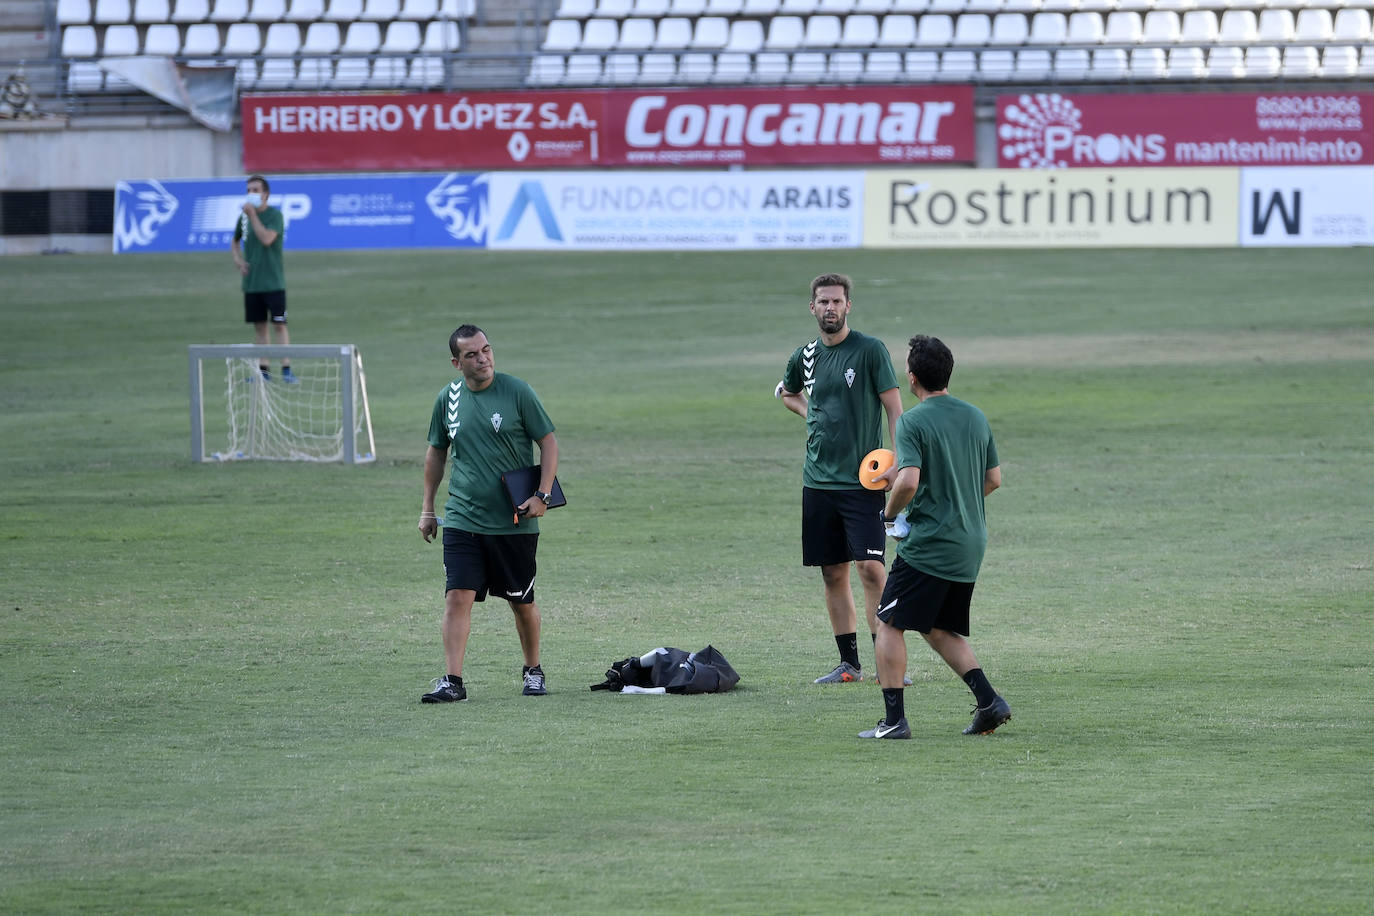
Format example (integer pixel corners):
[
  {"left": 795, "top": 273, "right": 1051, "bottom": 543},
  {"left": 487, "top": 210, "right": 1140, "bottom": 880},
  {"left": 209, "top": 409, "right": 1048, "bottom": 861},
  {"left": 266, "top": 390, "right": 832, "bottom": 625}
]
[
  {"left": 892, "top": 395, "right": 999, "bottom": 583},
  {"left": 233, "top": 206, "right": 285, "bottom": 293},
  {"left": 782, "top": 329, "right": 899, "bottom": 489},
  {"left": 427, "top": 372, "right": 556, "bottom": 535}
]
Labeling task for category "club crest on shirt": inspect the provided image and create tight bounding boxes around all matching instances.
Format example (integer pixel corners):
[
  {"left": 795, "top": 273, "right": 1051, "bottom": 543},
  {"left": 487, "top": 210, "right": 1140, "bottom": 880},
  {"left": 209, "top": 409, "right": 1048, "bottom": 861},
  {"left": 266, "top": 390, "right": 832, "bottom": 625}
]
[
  {"left": 491, "top": 412, "right": 503, "bottom": 431},
  {"left": 845, "top": 367, "right": 856, "bottom": 388}
]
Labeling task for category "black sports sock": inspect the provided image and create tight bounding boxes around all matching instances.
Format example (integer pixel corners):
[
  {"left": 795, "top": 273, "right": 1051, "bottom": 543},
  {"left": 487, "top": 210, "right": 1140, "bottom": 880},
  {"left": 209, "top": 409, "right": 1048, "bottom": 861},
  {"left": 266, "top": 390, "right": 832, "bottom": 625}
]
[
  {"left": 835, "top": 632, "right": 860, "bottom": 670},
  {"left": 962, "top": 668, "right": 996, "bottom": 708},
  {"left": 882, "top": 688, "right": 904, "bottom": 726},
  {"left": 446, "top": 675, "right": 462, "bottom": 686}
]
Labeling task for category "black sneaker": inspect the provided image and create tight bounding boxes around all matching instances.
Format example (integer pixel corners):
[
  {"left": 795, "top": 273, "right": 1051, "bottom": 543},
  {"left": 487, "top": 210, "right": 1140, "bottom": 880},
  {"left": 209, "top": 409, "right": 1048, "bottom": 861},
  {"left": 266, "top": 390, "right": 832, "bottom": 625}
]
[
  {"left": 522, "top": 666, "right": 547, "bottom": 696},
  {"left": 963, "top": 695, "right": 1011, "bottom": 735},
  {"left": 421, "top": 676, "right": 466, "bottom": 703},
  {"left": 858, "top": 717, "right": 911, "bottom": 739}
]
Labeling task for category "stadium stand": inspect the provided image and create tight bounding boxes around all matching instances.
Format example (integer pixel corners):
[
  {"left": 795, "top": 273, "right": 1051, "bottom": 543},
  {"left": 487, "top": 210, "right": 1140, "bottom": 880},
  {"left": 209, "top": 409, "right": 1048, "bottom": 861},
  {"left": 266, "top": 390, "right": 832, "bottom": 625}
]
[{"left": 0, "top": 0, "right": 1364, "bottom": 123}]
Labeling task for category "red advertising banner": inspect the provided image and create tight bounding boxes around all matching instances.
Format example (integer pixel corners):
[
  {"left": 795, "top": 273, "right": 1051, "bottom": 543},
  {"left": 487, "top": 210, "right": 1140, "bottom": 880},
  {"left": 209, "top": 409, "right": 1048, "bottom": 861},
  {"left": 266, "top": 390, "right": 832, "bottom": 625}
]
[
  {"left": 241, "top": 86, "right": 976, "bottom": 171},
  {"left": 242, "top": 92, "right": 604, "bottom": 171},
  {"left": 997, "top": 92, "right": 1372, "bottom": 168}
]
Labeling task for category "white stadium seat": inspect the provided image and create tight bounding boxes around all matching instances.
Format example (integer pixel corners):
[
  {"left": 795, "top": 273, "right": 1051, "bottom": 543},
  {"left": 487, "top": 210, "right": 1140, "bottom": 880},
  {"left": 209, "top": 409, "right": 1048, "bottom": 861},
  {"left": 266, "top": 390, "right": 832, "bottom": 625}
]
[
  {"left": 103, "top": 23, "right": 140, "bottom": 53},
  {"left": 713, "top": 49, "right": 750, "bottom": 80},
  {"left": 743, "top": 0, "right": 781, "bottom": 12},
  {"left": 223, "top": 22, "right": 262, "bottom": 54},
  {"left": 1055, "top": 47, "right": 1090, "bottom": 77},
  {"left": 297, "top": 56, "right": 334, "bottom": 86},
  {"left": 1089, "top": 47, "right": 1126, "bottom": 77},
  {"left": 527, "top": 53, "right": 565, "bottom": 84},
  {"left": 820, "top": 0, "right": 856, "bottom": 10},
  {"left": 558, "top": 0, "right": 595, "bottom": 16},
  {"left": 283, "top": 0, "right": 322, "bottom": 19},
  {"left": 423, "top": 20, "right": 460, "bottom": 50},
  {"left": 1039, "top": 0, "right": 1078, "bottom": 12},
  {"left": 1142, "top": 11, "right": 1180, "bottom": 43},
  {"left": 596, "top": 0, "right": 634, "bottom": 16},
  {"left": 979, "top": 48, "right": 1015, "bottom": 78},
  {"left": 360, "top": 0, "right": 400, "bottom": 19},
  {"left": 343, "top": 20, "right": 381, "bottom": 51},
  {"left": 543, "top": 20, "right": 580, "bottom": 50},
  {"left": 693, "top": 15, "right": 730, "bottom": 47},
  {"left": 1294, "top": 9, "right": 1333, "bottom": 43},
  {"left": 1217, "top": 11, "right": 1257, "bottom": 44},
  {"left": 1167, "top": 45, "right": 1206, "bottom": 77},
  {"left": 564, "top": 52, "right": 603, "bottom": 83},
  {"left": 954, "top": 13, "right": 991, "bottom": 43},
  {"left": 703, "top": 0, "right": 738, "bottom": 13},
  {"left": 915, "top": 13, "right": 953, "bottom": 44},
  {"left": 1333, "top": 9, "right": 1371, "bottom": 43},
  {"left": 264, "top": 21, "right": 303, "bottom": 51},
  {"left": 939, "top": 48, "right": 977, "bottom": 78},
  {"left": 57, "top": 0, "right": 92, "bottom": 25},
  {"left": 1357, "top": 46, "right": 1374, "bottom": 77},
  {"left": 1103, "top": 11, "right": 1141, "bottom": 44},
  {"left": 864, "top": 49, "right": 902, "bottom": 79},
  {"left": 655, "top": 16, "right": 692, "bottom": 46},
  {"left": 606, "top": 52, "right": 641, "bottom": 82},
  {"left": 638, "top": 51, "right": 677, "bottom": 80},
  {"left": 1152, "top": 0, "right": 1194, "bottom": 10},
  {"left": 1012, "top": 48, "right": 1051, "bottom": 79},
  {"left": 1321, "top": 45, "right": 1358, "bottom": 77},
  {"left": 1130, "top": 46, "right": 1166, "bottom": 77},
  {"left": 302, "top": 20, "right": 340, "bottom": 52},
  {"left": 581, "top": 19, "right": 618, "bottom": 49},
  {"left": 406, "top": 56, "right": 443, "bottom": 87},
  {"left": 248, "top": 0, "right": 285, "bottom": 19},
  {"left": 618, "top": 17, "right": 656, "bottom": 48},
  {"left": 1244, "top": 45, "right": 1281, "bottom": 77},
  {"left": 781, "top": 0, "right": 820, "bottom": 11},
  {"left": 856, "top": 0, "right": 895, "bottom": 10},
  {"left": 765, "top": 15, "right": 804, "bottom": 47},
  {"left": 830, "top": 49, "right": 864, "bottom": 78},
  {"left": 1207, "top": 46, "right": 1245, "bottom": 78},
  {"left": 1066, "top": 11, "right": 1103, "bottom": 43},
  {"left": 1026, "top": 11, "right": 1066, "bottom": 44},
  {"left": 1281, "top": 45, "right": 1320, "bottom": 77},
  {"left": 877, "top": 14, "right": 916, "bottom": 45},
  {"left": 182, "top": 22, "right": 221, "bottom": 53},
  {"left": 209, "top": 0, "right": 248, "bottom": 21},
  {"left": 679, "top": 50, "right": 715, "bottom": 81},
  {"left": 803, "top": 14, "right": 841, "bottom": 45},
  {"left": 398, "top": 0, "right": 438, "bottom": 18},
  {"left": 144, "top": 22, "right": 181, "bottom": 53},
  {"left": 904, "top": 49, "right": 939, "bottom": 78},
  {"left": 753, "top": 50, "right": 788, "bottom": 79},
  {"left": 840, "top": 14, "right": 879, "bottom": 45},
  {"left": 1257, "top": 10, "right": 1294, "bottom": 43},
  {"left": 727, "top": 19, "right": 764, "bottom": 50},
  {"left": 634, "top": 0, "right": 671, "bottom": 14},
  {"left": 1180, "top": 10, "right": 1217, "bottom": 43},
  {"left": 94, "top": 0, "right": 131, "bottom": 22},
  {"left": 990, "top": 13, "right": 1028, "bottom": 44},
  {"left": 323, "top": 0, "right": 362, "bottom": 21},
  {"left": 788, "top": 50, "right": 828, "bottom": 80},
  {"left": 132, "top": 0, "right": 169, "bottom": 22}
]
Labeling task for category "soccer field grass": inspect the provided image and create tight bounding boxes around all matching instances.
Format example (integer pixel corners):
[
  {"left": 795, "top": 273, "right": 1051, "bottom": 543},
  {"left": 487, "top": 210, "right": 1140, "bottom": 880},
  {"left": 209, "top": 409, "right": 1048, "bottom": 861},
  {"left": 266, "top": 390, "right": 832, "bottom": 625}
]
[{"left": 2, "top": 247, "right": 1371, "bottom": 914}]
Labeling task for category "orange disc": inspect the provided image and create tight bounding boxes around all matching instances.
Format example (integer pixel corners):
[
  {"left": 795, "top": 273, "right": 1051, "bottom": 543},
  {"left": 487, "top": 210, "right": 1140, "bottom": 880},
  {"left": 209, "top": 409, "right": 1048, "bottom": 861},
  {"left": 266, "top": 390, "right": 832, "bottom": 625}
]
[{"left": 859, "top": 448, "right": 895, "bottom": 490}]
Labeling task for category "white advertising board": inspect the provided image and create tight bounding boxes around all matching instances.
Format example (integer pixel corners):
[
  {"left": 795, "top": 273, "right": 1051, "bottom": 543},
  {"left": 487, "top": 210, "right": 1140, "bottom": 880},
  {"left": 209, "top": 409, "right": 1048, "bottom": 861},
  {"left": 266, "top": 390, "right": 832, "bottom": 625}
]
[
  {"left": 483, "top": 171, "right": 864, "bottom": 250},
  {"left": 1241, "top": 166, "right": 1374, "bottom": 246}
]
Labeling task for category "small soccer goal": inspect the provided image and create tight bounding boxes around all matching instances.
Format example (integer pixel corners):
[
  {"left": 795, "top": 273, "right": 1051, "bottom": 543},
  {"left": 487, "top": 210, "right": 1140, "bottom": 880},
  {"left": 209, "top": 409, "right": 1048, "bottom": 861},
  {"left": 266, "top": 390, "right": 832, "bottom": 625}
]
[{"left": 188, "top": 344, "right": 376, "bottom": 464}]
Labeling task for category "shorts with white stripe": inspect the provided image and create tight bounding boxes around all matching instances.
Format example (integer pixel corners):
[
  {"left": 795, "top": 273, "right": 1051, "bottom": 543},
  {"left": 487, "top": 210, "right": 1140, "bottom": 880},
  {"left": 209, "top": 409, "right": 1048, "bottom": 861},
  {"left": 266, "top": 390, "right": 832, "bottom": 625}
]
[{"left": 442, "top": 528, "right": 538, "bottom": 603}]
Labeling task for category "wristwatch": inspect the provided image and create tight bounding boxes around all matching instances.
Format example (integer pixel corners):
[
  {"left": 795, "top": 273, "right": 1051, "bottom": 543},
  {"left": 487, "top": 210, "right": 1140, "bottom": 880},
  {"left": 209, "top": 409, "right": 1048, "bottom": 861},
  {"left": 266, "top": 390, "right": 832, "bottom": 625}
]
[{"left": 535, "top": 491, "right": 552, "bottom": 505}]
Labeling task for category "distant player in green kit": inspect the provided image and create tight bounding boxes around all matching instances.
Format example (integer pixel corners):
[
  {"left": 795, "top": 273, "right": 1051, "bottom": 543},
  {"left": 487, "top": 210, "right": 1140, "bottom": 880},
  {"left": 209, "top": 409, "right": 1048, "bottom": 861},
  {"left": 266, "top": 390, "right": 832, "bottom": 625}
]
[
  {"left": 231, "top": 174, "right": 294, "bottom": 383},
  {"left": 777, "top": 273, "right": 903, "bottom": 685},
  {"left": 418, "top": 325, "right": 559, "bottom": 703}
]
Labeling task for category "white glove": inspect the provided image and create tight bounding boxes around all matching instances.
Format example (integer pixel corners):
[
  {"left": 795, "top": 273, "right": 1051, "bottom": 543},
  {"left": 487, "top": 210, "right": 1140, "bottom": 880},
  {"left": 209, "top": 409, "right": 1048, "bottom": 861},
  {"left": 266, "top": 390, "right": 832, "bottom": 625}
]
[
  {"left": 882, "top": 510, "right": 910, "bottom": 539},
  {"left": 773, "top": 380, "right": 787, "bottom": 399}
]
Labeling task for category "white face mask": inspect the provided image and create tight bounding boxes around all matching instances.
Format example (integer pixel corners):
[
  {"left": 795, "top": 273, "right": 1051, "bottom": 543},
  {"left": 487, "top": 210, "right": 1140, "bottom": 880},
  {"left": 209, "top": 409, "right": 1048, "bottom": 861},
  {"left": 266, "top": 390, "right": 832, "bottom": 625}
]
[{"left": 245, "top": 192, "right": 264, "bottom": 207}]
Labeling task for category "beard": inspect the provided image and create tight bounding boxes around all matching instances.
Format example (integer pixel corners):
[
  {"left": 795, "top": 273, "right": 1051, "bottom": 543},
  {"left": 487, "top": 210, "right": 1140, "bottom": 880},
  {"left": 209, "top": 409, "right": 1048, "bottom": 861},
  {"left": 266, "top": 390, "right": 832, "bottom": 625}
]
[{"left": 817, "top": 313, "right": 844, "bottom": 334}]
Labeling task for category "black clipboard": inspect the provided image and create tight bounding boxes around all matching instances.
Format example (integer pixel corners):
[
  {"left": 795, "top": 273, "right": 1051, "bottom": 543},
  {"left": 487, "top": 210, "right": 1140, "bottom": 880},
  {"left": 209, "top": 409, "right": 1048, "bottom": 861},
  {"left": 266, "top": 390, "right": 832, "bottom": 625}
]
[{"left": 500, "top": 465, "right": 566, "bottom": 524}]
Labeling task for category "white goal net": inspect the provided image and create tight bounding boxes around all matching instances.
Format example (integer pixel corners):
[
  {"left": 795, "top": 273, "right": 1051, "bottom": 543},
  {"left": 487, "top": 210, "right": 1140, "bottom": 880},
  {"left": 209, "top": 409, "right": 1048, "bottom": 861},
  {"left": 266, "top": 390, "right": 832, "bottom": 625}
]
[{"left": 188, "top": 344, "right": 376, "bottom": 463}]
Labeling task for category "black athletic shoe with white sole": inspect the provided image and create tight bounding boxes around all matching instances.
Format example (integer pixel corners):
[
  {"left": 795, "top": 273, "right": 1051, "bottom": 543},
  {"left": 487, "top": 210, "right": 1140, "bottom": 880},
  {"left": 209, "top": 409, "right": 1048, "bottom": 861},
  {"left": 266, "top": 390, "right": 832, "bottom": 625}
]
[
  {"left": 522, "top": 667, "right": 547, "bottom": 696},
  {"left": 421, "top": 676, "right": 466, "bottom": 703},
  {"left": 963, "top": 695, "right": 1011, "bottom": 734},
  {"left": 858, "top": 717, "right": 911, "bottom": 739}
]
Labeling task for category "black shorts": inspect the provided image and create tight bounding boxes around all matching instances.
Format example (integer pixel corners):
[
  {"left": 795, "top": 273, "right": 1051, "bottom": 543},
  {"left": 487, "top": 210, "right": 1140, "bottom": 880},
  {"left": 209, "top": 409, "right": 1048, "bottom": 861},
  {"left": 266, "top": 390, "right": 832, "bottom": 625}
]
[
  {"left": 244, "top": 290, "right": 287, "bottom": 324},
  {"left": 877, "top": 557, "right": 976, "bottom": 636},
  {"left": 442, "top": 527, "right": 538, "bottom": 604},
  {"left": 801, "top": 486, "right": 886, "bottom": 567}
]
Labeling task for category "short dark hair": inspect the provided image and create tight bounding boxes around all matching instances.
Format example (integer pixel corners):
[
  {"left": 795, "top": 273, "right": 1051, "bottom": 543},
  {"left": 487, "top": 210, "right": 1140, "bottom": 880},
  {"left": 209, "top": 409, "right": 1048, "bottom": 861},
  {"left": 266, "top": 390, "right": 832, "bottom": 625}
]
[
  {"left": 247, "top": 174, "right": 270, "bottom": 195},
  {"left": 449, "top": 324, "right": 485, "bottom": 358},
  {"left": 907, "top": 335, "right": 954, "bottom": 391},
  {"left": 810, "top": 273, "right": 852, "bottom": 301}
]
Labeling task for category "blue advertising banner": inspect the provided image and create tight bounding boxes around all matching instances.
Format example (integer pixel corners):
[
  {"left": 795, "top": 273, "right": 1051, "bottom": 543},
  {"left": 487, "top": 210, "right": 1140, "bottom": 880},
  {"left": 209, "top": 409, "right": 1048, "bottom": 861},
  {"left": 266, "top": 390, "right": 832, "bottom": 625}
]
[{"left": 113, "top": 173, "right": 489, "bottom": 253}]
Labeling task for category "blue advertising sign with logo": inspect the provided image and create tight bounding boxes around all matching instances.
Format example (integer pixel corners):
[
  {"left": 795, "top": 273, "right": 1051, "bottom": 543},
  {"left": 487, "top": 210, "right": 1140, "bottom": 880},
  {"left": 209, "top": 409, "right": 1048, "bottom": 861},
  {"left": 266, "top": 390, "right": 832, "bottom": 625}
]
[{"left": 113, "top": 173, "right": 490, "bottom": 253}]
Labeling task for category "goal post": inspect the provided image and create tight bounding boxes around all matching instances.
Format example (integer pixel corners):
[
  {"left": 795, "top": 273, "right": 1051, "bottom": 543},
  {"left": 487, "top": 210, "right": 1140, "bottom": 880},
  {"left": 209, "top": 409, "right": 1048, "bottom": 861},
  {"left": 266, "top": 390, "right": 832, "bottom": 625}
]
[{"left": 188, "top": 344, "right": 376, "bottom": 464}]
